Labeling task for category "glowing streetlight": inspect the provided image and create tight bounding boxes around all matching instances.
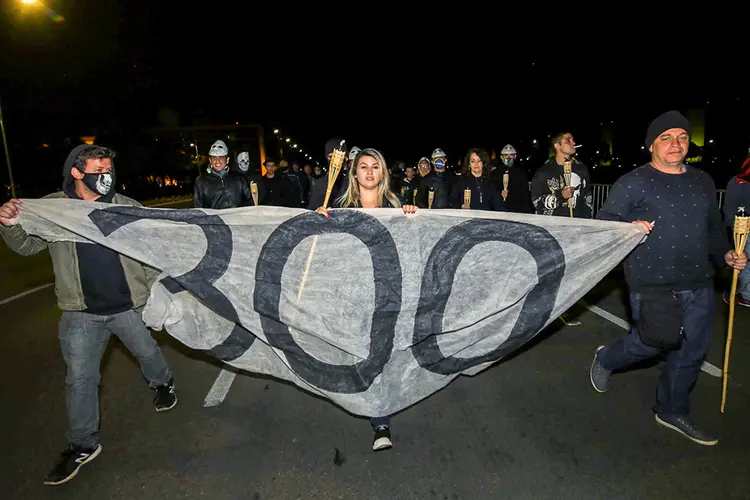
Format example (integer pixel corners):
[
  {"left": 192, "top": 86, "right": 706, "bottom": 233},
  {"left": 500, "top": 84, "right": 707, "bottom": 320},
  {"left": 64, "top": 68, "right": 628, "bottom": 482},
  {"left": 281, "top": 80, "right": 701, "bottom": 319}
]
[
  {"left": 292, "top": 144, "right": 297, "bottom": 148},
  {"left": 285, "top": 138, "right": 290, "bottom": 143},
  {"left": 273, "top": 129, "right": 279, "bottom": 134},
  {"left": 0, "top": 99, "right": 16, "bottom": 197}
]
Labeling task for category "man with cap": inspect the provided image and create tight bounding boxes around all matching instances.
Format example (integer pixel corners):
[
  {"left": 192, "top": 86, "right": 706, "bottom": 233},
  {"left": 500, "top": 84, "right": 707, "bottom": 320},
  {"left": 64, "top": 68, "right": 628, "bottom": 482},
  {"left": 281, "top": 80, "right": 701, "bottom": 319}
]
[
  {"left": 307, "top": 137, "right": 348, "bottom": 210},
  {"left": 193, "top": 140, "right": 254, "bottom": 209},
  {"left": 591, "top": 110, "right": 747, "bottom": 446},
  {"left": 0, "top": 144, "right": 177, "bottom": 485}
]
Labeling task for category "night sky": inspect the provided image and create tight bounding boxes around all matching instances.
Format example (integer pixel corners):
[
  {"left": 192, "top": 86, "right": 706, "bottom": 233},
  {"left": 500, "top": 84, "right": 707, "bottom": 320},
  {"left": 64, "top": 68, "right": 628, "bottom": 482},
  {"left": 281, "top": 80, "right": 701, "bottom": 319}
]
[{"left": 1, "top": 1, "right": 748, "bottom": 196}]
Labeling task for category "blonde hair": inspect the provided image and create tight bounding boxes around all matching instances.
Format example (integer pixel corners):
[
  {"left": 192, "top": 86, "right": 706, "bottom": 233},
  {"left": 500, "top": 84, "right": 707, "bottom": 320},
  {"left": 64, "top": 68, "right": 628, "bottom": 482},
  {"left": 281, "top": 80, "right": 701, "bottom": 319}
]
[{"left": 336, "top": 148, "right": 401, "bottom": 208}]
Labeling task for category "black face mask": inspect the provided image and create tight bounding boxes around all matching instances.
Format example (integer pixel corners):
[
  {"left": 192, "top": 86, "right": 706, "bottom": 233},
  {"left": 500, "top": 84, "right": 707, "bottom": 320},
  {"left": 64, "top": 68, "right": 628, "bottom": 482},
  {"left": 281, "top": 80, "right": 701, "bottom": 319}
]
[{"left": 81, "top": 170, "right": 115, "bottom": 196}]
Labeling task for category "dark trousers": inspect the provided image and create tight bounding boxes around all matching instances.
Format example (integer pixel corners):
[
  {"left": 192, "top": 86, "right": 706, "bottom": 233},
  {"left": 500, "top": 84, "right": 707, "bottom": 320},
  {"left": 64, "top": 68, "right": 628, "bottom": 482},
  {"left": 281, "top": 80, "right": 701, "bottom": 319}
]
[{"left": 598, "top": 287, "right": 715, "bottom": 416}]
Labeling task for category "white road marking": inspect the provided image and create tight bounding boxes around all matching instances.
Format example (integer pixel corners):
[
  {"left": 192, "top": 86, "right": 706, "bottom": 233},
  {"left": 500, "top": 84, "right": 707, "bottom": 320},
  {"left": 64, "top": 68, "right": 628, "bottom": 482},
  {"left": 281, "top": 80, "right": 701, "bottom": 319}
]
[
  {"left": 0, "top": 283, "right": 53, "bottom": 306},
  {"left": 203, "top": 367, "right": 237, "bottom": 407}
]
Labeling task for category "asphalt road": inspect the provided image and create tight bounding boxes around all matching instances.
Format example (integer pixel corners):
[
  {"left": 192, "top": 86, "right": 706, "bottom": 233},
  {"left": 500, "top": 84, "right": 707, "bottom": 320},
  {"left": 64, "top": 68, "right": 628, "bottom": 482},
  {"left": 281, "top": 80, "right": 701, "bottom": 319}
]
[{"left": 0, "top": 199, "right": 748, "bottom": 499}]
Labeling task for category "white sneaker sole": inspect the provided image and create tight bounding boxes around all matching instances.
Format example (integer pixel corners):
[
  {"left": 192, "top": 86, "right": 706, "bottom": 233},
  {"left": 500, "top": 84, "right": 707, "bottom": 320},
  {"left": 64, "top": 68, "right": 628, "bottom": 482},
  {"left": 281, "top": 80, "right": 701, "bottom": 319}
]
[
  {"left": 156, "top": 397, "right": 177, "bottom": 412},
  {"left": 654, "top": 415, "right": 718, "bottom": 446},
  {"left": 372, "top": 437, "right": 392, "bottom": 451},
  {"left": 590, "top": 346, "right": 607, "bottom": 393}
]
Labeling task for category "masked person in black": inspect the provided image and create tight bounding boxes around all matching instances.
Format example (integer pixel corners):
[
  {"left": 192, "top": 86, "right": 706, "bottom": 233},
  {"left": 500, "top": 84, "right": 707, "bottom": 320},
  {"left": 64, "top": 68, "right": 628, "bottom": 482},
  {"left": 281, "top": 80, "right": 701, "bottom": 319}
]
[
  {"left": 235, "top": 151, "right": 265, "bottom": 207},
  {"left": 193, "top": 140, "right": 254, "bottom": 209},
  {"left": 416, "top": 148, "right": 452, "bottom": 209},
  {"left": 493, "top": 144, "right": 533, "bottom": 213}
]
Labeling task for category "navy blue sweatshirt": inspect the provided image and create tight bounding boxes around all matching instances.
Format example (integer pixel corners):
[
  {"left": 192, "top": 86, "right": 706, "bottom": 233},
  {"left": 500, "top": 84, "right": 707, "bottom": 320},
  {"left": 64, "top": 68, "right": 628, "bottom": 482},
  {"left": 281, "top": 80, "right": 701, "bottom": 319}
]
[{"left": 597, "top": 163, "right": 729, "bottom": 292}]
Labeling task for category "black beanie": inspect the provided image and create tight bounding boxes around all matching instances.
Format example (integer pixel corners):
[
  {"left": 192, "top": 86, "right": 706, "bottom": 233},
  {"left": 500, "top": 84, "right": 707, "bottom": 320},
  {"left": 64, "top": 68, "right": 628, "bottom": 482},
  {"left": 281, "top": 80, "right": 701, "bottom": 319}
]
[{"left": 645, "top": 110, "right": 691, "bottom": 147}]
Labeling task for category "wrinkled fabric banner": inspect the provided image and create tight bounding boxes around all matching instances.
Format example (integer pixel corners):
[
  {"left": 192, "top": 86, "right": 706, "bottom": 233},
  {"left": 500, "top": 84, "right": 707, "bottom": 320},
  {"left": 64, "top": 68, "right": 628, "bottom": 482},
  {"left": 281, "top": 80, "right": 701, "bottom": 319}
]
[{"left": 17, "top": 199, "right": 644, "bottom": 417}]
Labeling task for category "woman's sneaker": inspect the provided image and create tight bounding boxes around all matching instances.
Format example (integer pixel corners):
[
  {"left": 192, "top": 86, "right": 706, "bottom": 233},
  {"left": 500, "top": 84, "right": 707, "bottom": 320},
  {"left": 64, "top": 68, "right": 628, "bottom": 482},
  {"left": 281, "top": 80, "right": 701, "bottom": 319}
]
[
  {"left": 372, "top": 425, "right": 392, "bottom": 451},
  {"left": 43, "top": 443, "right": 102, "bottom": 486}
]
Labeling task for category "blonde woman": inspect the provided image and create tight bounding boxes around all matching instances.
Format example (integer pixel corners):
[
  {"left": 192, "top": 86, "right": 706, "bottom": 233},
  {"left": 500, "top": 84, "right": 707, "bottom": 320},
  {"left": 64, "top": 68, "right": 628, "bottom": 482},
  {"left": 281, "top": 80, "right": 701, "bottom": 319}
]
[
  {"left": 316, "top": 148, "right": 416, "bottom": 451},
  {"left": 317, "top": 148, "right": 416, "bottom": 213}
]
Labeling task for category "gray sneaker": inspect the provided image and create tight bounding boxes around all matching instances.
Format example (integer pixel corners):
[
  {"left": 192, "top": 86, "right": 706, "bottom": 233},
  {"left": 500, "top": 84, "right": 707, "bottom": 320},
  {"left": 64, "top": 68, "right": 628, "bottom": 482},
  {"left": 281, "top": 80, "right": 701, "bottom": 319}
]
[
  {"left": 655, "top": 413, "right": 718, "bottom": 446},
  {"left": 590, "top": 345, "right": 610, "bottom": 393}
]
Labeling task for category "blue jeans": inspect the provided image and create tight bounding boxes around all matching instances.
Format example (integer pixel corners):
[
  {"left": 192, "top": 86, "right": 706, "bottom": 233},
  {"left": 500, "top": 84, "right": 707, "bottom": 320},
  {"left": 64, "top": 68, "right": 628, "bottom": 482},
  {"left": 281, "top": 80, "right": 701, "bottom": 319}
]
[
  {"left": 738, "top": 265, "right": 750, "bottom": 301},
  {"left": 371, "top": 416, "right": 390, "bottom": 429},
  {"left": 597, "top": 287, "right": 715, "bottom": 416},
  {"left": 58, "top": 309, "right": 172, "bottom": 448}
]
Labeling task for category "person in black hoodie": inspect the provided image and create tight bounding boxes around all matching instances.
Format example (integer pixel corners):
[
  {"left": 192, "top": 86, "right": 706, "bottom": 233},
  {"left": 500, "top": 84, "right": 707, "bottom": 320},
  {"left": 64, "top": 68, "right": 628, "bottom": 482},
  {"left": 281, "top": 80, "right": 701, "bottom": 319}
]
[
  {"left": 450, "top": 148, "right": 504, "bottom": 210},
  {"left": 492, "top": 144, "right": 533, "bottom": 213},
  {"left": 260, "top": 157, "right": 296, "bottom": 207},
  {"left": 590, "top": 110, "right": 747, "bottom": 446},
  {"left": 530, "top": 132, "right": 593, "bottom": 218},
  {"left": 0, "top": 144, "right": 177, "bottom": 486},
  {"left": 307, "top": 137, "right": 349, "bottom": 210},
  {"left": 531, "top": 133, "right": 590, "bottom": 326},
  {"left": 415, "top": 148, "right": 452, "bottom": 209},
  {"left": 235, "top": 151, "right": 265, "bottom": 206},
  {"left": 193, "top": 140, "right": 254, "bottom": 209}
]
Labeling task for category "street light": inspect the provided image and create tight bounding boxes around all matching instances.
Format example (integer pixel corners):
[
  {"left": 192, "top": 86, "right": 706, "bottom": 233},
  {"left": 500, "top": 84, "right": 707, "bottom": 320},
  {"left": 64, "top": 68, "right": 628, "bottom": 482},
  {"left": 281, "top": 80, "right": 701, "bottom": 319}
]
[{"left": 0, "top": 98, "right": 16, "bottom": 198}]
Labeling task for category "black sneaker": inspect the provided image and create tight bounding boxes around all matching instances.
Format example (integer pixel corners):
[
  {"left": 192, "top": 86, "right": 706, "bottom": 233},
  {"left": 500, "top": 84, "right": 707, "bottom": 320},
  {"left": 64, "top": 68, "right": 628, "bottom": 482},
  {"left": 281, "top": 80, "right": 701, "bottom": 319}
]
[
  {"left": 723, "top": 291, "right": 750, "bottom": 308},
  {"left": 154, "top": 378, "right": 177, "bottom": 412},
  {"left": 43, "top": 444, "right": 102, "bottom": 486},
  {"left": 372, "top": 425, "right": 392, "bottom": 451},
  {"left": 655, "top": 413, "right": 718, "bottom": 446},
  {"left": 590, "top": 345, "right": 611, "bottom": 393}
]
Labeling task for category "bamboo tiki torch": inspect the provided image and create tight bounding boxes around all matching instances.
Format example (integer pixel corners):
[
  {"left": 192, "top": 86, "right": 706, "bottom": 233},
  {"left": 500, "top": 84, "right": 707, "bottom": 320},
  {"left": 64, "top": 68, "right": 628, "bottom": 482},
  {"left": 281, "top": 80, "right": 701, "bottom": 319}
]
[
  {"left": 563, "top": 160, "right": 573, "bottom": 217},
  {"left": 250, "top": 181, "right": 258, "bottom": 206},
  {"left": 428, "top": 187, "right": 435, "bottom": 209},
  {"left": 297, "top": 141, "right": 348, "bottom": 304},
  {"left": 502, "top": 172, "right": 509, "bottom": 201},
  {"left": 463, "top": 188, "right": 471, "bottom": 208},
  {"left": 322, "top": 141, "right": 347, "bottom": 208},
  {"left": 721, "top": 206, "right": 749, "bottom": 413}
]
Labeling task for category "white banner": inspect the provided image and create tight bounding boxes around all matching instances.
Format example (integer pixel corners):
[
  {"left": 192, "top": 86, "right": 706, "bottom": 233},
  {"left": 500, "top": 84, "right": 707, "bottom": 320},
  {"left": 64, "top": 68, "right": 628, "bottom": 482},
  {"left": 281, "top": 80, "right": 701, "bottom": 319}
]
[{"left": 16, "top": 199, "right": 644, "bottom": 417}]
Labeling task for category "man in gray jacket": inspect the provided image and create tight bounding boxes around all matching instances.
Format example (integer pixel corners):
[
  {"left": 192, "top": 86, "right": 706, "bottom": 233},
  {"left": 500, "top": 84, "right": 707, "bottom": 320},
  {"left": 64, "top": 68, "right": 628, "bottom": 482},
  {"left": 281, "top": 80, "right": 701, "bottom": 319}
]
[{"left": 0, "top": 144, "right": 177, "bottom": 486}]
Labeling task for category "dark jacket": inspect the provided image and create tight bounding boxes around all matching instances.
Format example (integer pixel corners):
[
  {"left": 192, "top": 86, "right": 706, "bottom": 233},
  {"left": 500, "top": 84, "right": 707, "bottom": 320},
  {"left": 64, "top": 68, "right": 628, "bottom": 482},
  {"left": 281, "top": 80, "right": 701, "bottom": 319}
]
[
  {"left": 448, "top": 175, "right": 504, "bottom": 211},
  {"left": 491, "top": 166, "right": 533, "bottom": 213},
  {"left": 194, "top": 168, "right": 253, "bottom": 209},
  {"left": 531, "top": 158, "right": 593, "bottom": 218},
  {"left": 415, "top": 171, "right": 452, "bottom": 209}
]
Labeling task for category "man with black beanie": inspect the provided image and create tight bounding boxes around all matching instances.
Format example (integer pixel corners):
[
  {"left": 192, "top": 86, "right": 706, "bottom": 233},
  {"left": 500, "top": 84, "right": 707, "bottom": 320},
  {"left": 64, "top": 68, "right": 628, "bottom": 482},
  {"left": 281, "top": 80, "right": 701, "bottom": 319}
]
[{"left": 590, "top": 110, "right": 747, "bottom": 446}]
